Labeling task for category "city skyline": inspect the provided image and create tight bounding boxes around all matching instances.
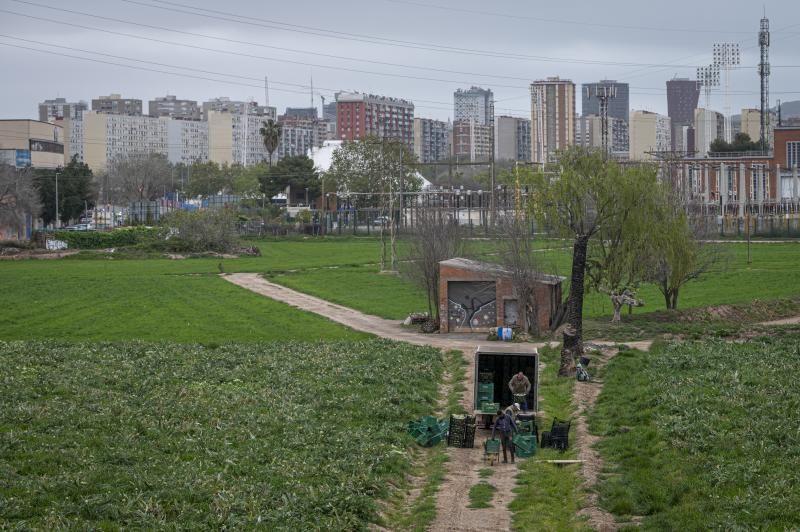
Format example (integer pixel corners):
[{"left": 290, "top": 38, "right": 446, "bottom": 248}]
[{"left": 1, "top": 0, "right": 798, "bottom": 123}]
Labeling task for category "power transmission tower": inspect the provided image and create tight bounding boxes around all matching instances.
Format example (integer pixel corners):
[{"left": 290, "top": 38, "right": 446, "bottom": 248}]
[{"left": 588, "top": 84, "right": 617, "bottom": 155}]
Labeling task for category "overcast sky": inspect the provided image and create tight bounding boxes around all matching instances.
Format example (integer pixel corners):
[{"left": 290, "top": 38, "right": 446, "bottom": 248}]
[{"left": 1, "top": 0, "right": 798, "bottom": 121}]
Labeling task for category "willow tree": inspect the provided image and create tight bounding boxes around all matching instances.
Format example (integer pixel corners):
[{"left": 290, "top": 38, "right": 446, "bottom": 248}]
[{"left": 531, "top": 148, "right": 661, "bottom": 376}]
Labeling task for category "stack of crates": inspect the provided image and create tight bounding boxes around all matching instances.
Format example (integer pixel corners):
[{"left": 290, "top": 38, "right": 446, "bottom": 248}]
[
  {"left": 478, "top": 382, "right": 495, "bottom": 413},
  {"left": 407, "top": 416, "right": 449, "bottom": 447},
  {"left": 516, "top": 413, "right": 538, "bottom": 442},
  {"left": 447, "top": 414, "right": 477, "bottom": 448}
]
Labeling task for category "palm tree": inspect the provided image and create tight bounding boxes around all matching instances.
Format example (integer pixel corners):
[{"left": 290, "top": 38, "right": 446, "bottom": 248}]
[{"left": 259, "top": 119, "right": 282, "bottom": 166}]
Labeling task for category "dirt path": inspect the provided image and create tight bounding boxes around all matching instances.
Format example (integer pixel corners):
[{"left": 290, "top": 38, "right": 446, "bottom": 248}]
[
  {"left": 574, "top": 348, "right": 620, "bottom": 532},
  {"left": 757, "top": 315, "right": 800, "bottom": 326}
]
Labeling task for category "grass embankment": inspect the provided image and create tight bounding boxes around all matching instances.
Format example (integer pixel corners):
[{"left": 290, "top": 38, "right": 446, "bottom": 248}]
[
  {"left": 510, "top": 346, "right": 587, "bottom": 531},
  {"left": 0, "top": 339, "right": 443, "bottom": 530},
  {"left": 591, "top": 328, "right": 800, "bottom": 529}
]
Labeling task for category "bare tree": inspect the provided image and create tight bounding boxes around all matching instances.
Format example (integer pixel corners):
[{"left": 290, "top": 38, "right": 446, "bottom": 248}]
[
  {"left": 0, "top": 165, "right": 40, "bottom": 236},
  {"left": 498, "top": 218, "right": 542, "bottom": 336},
  {"left": 107, "top": 153, "right": 172, "bottom": 203},
  {"left": 403, "top": 209, "right": 466, "bottom": 327}
]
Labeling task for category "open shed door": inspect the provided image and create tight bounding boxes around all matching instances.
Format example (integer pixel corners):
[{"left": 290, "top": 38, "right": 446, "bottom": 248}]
[{"left": 474, "top": 344, "right": 539, "bottom": 412}]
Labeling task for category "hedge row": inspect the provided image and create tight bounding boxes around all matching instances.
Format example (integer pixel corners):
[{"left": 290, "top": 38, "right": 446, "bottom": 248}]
[{"left": 51, "top": 227, "right": 164, "bottom": 249}]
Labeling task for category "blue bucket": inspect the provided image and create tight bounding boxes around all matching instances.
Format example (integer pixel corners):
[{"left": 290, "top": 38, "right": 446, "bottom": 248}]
[{"left": 496, "top": 327, "right": 513, "bottom": 341}]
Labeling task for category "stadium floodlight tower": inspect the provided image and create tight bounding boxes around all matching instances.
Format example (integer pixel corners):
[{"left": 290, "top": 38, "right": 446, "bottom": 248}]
[
  {"left": 758, "top": 16, "right": 770, "bottom": 150},
  {"left": 712, "top": 42, "right": 741, "bottom": 142},
  {"left": 696, "top": 64, "right": 720, "bottom": 110}
]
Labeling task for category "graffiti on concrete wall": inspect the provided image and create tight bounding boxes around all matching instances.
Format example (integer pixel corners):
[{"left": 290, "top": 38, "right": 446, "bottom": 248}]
[{"left": 447, "top": 281, "right": 497, "bottom": 330}]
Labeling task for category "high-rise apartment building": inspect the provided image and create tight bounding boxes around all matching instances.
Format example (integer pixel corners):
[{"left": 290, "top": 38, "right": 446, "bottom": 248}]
[
  {"left": 629, "top": 110, "right": 671, "bottom": 161},
  {"left": 201, "top": 97, "right": 276, "bottom": 121},
  {"left": 576, "top": 115, "right": 629, "bottom": 156},
  {"left": 207, "top": 111, "right": 273, "bottom": 166},
  {"left": 284, "top": 107, "right": 318, "bottom": 120},
  {"left": 335, "top": 92, "right": 414, "bottom": 147},
  {"left": 740, "top": 109, "right": 763, "bottom": 141},
  {"left": 166, "top": 119, "right": 208, "bottom": 165},
  {"left": 666, "top": 78, "right": 701, "bottom": 151},
  {"left": 454, "top": 87, "right": 494, "bottom": 126},
  {"left": 694, "top": 108, "right": 725, "bottom": 156},
  {"left": 276, "top": 116, "right": 327, "bottom": 159},
  {"left": 495, "top": 116, "right": 531, "bottom": 161},
  {"left": 581, "top": 80, "right": 629, "bottom": 124},
  {"left": 413, "top": 118, "right": 449, "bottom": 163},
  {"left": 91, "top": 94, "right": 143, "bottom": 116},
  {"left": 38, "top": 98, "right": 88, "bottom": 123},
  {"left": 64, "top": 111, "right": 167, "bottom": 170},
  {"left": 530, "top": 77, "right": 576, "bottom": 164},
  {"left": 452, "top": 120, "right": 492, "bottom": 162},
  {"left": 149, "top": 95, "right": 201, "bottom": 120}
]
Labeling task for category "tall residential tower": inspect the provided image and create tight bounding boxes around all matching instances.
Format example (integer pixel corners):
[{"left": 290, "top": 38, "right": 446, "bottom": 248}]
[{"left": 530, "top": 77, "right": 576, "bottom": 164}]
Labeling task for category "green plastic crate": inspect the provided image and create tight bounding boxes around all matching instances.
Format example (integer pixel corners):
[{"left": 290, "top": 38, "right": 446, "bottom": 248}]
[
  {"left": 513, "top": 434, "right": 537, "bottom": 458},
  {"left": 480, "top": 401, "right": 500, "bottom": 413}
]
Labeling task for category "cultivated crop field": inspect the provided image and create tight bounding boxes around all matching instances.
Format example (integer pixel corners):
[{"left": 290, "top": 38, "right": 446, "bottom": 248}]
[
  {"left": 0, "top": 339, "right": 442, "bottom": 529},
  {"left": 591, "top": 328, "right": 800, "bottom": 529}
]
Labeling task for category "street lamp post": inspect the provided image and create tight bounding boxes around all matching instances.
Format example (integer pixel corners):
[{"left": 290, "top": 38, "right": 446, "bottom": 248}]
[{"left": 54, "top": 171, "right": 60, "bottom": 229}]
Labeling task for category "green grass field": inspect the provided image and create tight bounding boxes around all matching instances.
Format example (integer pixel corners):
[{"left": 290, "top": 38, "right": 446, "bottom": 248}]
[
  {"left": 0, "top": 237, "right": 401, "bottom": 342},
  {"left": 0, "top": 260, "right": 364, "bottom": 342},
  {"left": 0, "top": 339, "right": 442, "bottom": 530},
  {"left": 269, "top": 241, "right": 800, "bottom": 324},
  {"left": 590, "top": 329, "right": 800, "bottom": 529}
]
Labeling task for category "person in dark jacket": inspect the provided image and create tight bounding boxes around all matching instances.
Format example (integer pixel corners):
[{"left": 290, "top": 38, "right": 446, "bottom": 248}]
[{"left": 491, "top": 408, "right": 518, "bottom": 463}]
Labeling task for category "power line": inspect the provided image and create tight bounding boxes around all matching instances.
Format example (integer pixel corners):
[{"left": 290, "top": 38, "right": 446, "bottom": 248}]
[
  {"left": 0, "top": 9, "right": 532, "bottom": 90},
  {"left": 384, "top": 0, "right": 754, "bottom": 34},
  {"left": 10, "top": 0, "right": 727, "bottom": 70},
  {"left": 5, "top": 0, "right": 540, "bottom": 83}
]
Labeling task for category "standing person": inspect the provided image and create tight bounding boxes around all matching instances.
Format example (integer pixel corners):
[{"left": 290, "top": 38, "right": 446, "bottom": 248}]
[
  {"left": 491, "top": 408, "right": 517, "bottom": 463},
  {"left": 509, "top": 371, "right": 532, "bottom": 411},
  {"left": 504, "top": 402, "right": 521, "bottom": 421}
]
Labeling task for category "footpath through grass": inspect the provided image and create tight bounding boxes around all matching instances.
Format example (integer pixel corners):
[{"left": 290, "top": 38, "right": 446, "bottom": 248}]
[
  {"left": 0, "top": 339, "right": 443, "bottom": 530},
  {"left": 590, "top": 328, "right": 800, "bottom": 529}
]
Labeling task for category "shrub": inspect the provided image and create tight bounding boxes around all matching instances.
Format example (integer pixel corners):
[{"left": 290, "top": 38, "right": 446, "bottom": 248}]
[{"left": 161, "top": 207, "right": 240, "bottom": 253}]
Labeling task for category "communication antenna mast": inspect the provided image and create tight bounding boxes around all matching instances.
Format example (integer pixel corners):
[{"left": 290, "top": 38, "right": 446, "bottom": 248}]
[
  {"left": 587, "top": 84, "right": 617, "bottom": 154},
  {"left": 758, "top": 16, "right": 770, "bottom": 149},
  {"left": 310, "top": 74, "right": 314, "bottom": 109},
  {"left": 264, "top": 76, "right": 269, "bottom": 107},
  {"left": 696, "top": 64, "right": 720, "bottom": 109},
  {"left": 712, "top": 42, "right": 741, "bottom": 142}
]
